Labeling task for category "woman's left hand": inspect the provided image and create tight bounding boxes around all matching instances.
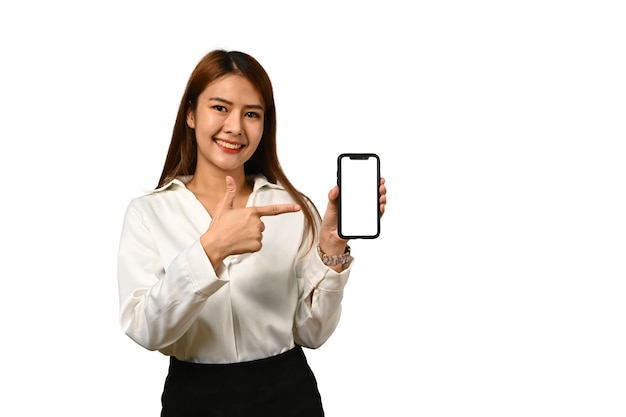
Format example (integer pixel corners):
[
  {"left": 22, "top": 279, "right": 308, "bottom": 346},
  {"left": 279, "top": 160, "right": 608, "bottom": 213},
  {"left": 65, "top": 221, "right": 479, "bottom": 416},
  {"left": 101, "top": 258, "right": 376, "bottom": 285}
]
[{"left": 319, "top": 177, "right": 387, "bottom": 254}]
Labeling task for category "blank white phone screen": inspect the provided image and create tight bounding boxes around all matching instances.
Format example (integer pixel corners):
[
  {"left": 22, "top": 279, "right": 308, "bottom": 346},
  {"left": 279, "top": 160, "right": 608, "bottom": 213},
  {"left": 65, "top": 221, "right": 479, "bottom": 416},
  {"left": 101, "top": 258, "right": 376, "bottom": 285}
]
[{"left": 338, "top": 154, "right": 380, "bottom": 239}]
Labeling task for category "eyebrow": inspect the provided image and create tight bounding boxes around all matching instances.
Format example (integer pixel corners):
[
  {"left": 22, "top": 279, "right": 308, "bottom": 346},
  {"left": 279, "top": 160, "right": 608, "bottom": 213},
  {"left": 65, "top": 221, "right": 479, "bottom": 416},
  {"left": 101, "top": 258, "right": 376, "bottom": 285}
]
[{"left": 209, "top": 96, "right": 264, "bottom": 111}]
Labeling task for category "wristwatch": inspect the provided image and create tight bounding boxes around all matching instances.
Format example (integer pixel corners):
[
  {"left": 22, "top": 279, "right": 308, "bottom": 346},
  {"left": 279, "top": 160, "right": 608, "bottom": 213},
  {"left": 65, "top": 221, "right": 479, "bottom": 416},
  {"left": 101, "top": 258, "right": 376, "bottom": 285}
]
[{"left": 318, "top": 245, "right": 352, "bottom": 266}]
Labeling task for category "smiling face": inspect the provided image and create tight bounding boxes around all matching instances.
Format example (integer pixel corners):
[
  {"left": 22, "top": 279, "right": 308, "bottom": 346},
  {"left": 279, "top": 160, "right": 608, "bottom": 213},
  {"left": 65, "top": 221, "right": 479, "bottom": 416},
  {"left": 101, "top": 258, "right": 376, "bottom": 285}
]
[{"left": 186, "top": 74, "right": 265, "bottom": 177}]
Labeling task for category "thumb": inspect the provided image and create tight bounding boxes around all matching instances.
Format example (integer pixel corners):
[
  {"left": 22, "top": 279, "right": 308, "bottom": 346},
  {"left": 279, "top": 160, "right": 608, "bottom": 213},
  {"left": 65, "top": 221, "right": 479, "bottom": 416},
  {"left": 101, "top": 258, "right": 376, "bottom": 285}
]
[
  {"left": 221, "top": 175, "right": 237, "bottom": 209},
  {"left": 326, "top": 185, "right": 339, "bottom": 212}
]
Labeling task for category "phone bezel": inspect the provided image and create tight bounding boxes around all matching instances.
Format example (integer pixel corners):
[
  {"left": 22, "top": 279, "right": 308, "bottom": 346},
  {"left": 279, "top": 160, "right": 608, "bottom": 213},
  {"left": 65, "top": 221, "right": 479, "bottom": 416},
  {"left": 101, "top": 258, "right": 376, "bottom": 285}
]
[{"left": 337, "top": 153, "right": 381, "bottom": 239}]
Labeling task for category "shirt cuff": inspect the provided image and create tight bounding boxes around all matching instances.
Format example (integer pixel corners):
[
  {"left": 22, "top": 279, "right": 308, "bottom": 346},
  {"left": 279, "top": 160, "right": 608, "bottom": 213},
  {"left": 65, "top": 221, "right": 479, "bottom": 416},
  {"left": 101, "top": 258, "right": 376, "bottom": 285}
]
[{"left": 307, "top": 250, "right": 352, "bottom": 291}]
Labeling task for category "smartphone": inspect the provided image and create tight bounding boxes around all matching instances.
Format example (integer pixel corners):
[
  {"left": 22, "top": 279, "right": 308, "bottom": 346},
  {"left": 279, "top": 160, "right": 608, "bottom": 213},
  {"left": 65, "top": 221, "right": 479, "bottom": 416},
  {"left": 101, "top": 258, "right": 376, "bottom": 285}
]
[{"left": 337, "top": 153, "right": 381, "bottom": 239}]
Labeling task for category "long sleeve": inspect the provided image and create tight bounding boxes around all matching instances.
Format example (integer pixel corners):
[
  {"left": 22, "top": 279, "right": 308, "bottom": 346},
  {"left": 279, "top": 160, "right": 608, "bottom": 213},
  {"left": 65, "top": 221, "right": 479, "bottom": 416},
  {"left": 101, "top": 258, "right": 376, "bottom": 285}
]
[
  {"left": 117, "top": 202, "right": 227, "bottom": 351},
  {"left": 292, "top": 239, "right": 352, "bottom": 349}
]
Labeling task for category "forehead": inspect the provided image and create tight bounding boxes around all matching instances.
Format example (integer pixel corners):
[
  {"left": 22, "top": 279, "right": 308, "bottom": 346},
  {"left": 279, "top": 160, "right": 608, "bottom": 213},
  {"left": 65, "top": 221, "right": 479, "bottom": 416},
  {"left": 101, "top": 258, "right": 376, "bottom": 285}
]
[{"left": 201, "top": 74, "right": 263, "bottom": 104}]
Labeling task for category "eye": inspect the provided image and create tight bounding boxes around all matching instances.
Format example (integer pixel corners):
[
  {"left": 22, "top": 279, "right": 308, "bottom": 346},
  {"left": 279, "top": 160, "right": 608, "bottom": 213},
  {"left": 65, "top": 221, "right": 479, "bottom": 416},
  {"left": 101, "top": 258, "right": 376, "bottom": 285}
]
[
  {"left": 213, "top": 105, "right": 227, "bottom": 112},
  {"left": 245, "top": 111, "right": 261, "bottom": 118}
]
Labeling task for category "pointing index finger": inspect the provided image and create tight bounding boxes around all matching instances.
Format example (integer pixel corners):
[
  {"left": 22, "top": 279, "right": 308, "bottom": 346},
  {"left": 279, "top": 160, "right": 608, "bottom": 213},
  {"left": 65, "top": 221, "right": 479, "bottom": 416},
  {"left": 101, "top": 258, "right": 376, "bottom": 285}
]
[{"left": 254, "top": 204, "right": 302, "bottom": 217}]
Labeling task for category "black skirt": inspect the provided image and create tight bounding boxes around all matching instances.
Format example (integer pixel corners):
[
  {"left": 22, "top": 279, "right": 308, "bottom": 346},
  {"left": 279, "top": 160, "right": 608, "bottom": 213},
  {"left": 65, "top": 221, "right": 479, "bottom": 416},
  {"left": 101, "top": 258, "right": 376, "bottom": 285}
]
[{"left": 160, "top": 345, "right": 325, "bottom": 417}]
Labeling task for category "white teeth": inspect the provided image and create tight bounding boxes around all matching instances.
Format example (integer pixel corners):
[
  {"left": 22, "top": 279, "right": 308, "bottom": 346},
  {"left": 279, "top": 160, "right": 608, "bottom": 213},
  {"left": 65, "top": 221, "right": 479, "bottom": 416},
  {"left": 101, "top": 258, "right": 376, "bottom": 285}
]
[{"left": 215, "top": 139, "right": 242, "bottom": 150}]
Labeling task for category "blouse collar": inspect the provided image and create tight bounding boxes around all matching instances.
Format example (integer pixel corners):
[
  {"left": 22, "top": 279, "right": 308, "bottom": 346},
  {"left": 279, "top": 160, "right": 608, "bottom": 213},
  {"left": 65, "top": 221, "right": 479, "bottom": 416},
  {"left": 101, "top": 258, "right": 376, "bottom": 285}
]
[{"left": 147, "top": 174, "right": 283, "bottom": 194}]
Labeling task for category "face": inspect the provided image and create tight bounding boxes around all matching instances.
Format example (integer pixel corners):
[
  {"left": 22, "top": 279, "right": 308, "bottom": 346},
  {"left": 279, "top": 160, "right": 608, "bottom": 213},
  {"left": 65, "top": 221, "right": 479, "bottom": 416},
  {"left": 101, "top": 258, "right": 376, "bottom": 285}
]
[{"left": 187, "top": 74, "right": 265, "bottom": 176}]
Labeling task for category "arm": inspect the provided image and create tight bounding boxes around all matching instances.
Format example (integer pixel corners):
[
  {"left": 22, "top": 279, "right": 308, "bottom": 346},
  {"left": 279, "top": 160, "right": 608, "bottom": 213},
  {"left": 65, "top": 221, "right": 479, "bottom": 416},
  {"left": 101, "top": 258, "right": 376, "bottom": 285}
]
[
  {"left": 117, "top": 203, "right": 227, "bottom": 351},
  {"left": 292, "top": 189, "right": 352, "bottom": 348}
]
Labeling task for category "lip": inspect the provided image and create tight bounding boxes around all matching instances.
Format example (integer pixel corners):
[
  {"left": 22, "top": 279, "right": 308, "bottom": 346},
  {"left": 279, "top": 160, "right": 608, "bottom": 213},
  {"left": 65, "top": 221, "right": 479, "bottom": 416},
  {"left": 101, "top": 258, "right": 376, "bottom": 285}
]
[{"left": 214, "top": 138, "right": 245, "bottom": 153}]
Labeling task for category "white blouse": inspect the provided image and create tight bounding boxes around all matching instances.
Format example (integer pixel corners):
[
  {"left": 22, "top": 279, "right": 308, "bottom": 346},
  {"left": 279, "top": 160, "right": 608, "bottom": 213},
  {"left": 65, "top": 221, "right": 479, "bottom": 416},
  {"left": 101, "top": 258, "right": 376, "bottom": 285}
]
[{"left": 117, "top": 174, "right": 351, "bottom": 364}]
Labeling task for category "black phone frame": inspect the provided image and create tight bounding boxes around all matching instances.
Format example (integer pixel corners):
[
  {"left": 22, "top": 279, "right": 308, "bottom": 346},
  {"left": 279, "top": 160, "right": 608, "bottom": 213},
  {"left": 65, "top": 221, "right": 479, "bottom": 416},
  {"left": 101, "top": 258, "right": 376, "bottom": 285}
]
[{"left": 337, "top": 153, "right": 381, "bottom": 239}]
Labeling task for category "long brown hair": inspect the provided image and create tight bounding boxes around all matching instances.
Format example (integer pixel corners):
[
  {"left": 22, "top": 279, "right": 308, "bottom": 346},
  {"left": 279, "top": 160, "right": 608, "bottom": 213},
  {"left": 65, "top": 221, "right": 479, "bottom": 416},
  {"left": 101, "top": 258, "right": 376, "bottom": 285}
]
[{"left": 157, "top": 49, "right": 319, "bottom": 243}]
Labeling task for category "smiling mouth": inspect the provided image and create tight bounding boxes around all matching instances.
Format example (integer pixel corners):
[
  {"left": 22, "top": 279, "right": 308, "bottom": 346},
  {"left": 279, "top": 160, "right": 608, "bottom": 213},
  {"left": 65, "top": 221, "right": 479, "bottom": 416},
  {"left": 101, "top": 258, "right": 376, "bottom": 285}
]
[{"left": 215, "top": 139, "right": 244, "bottom": 150}]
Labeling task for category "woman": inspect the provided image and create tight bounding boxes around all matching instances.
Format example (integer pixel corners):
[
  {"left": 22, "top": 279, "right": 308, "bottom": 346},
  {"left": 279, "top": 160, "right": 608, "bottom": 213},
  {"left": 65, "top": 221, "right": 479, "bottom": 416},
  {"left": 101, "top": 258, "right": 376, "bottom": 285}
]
[{"left": 117, "top": 49, "right": 387, "bottom": 416}]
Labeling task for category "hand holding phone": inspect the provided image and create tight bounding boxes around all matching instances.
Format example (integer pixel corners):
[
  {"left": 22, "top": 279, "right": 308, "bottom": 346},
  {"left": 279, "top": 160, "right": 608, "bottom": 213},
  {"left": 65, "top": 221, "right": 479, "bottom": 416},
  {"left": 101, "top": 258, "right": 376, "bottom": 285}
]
[{"left": 337, "top": 153, "right": 381, "bottom": 239}]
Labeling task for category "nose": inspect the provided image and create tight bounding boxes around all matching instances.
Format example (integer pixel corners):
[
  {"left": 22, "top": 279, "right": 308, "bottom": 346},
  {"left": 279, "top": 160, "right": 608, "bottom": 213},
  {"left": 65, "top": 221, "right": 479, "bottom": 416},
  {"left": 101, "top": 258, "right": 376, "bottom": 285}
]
[{"left": 223, "top": 111, "right": 242, "bottom": 135}]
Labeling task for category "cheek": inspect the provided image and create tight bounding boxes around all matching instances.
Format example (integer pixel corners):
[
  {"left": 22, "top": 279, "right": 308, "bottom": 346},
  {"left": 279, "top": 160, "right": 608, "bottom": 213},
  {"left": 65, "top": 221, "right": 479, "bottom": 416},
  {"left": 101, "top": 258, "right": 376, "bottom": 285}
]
[
  {"left": 247, "top": 131, "right": 264, "bottom": 154},
  {"left": 256, "top": 123, "right": 265, "bottom": 140},
  {"left": 249, "top": 121, "right": 264, "bottom": 142}
]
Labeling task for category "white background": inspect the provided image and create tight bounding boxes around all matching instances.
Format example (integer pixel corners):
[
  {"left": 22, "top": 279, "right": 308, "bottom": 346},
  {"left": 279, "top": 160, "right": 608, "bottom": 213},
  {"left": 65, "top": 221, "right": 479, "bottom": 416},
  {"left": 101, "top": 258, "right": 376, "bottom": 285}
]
[{"left": 1, "top": 1, "right": 625, "bottom": 416}]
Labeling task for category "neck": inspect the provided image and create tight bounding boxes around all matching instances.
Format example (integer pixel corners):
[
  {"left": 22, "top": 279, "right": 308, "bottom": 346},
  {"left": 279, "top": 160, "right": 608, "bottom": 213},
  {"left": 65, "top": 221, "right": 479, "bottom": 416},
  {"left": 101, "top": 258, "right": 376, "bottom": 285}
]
[{"left": 186, "top": 168, "right": 251, "bottom": 199}]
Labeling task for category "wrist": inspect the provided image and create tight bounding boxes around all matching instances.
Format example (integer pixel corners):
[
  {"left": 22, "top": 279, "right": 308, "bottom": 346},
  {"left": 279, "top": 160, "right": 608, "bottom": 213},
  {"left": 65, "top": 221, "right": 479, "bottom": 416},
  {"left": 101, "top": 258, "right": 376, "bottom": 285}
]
[
  {"left": 319, "top": 231, "right": 348, "bottom": 255},
  {"left": 200, "top": 233, "right": 226, "bottom": 269}
]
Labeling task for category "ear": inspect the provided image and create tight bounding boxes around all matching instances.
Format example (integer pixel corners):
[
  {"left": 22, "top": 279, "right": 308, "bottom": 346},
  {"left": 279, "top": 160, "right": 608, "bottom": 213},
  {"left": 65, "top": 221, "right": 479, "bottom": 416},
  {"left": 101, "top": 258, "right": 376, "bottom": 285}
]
[{"left": 186, "top": 108, "right": 195, "bottom": 129}]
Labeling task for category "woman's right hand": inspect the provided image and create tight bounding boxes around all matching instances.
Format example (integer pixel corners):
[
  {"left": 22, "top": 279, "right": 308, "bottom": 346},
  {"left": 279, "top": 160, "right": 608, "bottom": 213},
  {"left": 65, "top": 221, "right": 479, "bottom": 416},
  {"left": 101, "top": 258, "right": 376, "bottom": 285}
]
[{"left": 200, "top": 176, "right": 301, "bottom": 269}]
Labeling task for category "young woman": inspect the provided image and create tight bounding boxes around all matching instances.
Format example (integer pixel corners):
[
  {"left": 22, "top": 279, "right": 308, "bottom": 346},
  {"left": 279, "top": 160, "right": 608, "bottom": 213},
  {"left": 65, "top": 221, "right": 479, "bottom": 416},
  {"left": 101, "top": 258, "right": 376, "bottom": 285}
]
[{"left": 117, "top": 49, "right": 387, "bottom": 416}]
